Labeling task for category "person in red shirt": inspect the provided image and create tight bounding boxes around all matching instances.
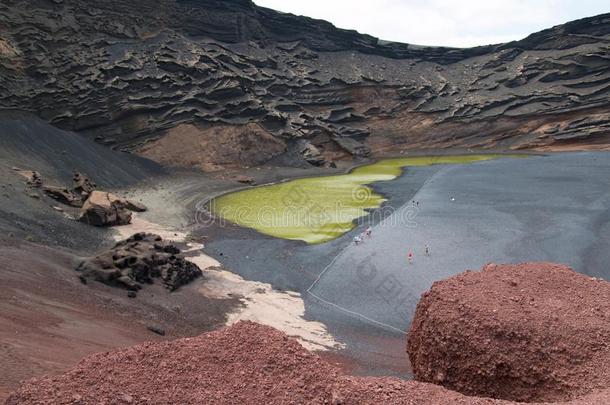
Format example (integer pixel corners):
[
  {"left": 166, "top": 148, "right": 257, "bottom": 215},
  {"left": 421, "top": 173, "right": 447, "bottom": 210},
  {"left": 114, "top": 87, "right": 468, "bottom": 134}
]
[{"left": 408, "top": 252, "right": 413, "bottom": 264}]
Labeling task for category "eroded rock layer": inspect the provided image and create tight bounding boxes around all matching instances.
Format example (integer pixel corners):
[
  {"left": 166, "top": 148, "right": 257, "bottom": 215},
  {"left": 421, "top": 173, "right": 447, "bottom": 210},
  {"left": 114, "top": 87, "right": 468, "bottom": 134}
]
[{"left": 0, "top": 1, "right": 609, "bottom": 169}]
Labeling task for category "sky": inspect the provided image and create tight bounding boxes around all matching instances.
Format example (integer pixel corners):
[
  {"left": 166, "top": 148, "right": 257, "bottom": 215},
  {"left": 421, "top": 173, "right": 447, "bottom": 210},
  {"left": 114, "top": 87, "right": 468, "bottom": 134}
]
[{"left": 253, "top": 0, "right": 609, "bottom": 48}]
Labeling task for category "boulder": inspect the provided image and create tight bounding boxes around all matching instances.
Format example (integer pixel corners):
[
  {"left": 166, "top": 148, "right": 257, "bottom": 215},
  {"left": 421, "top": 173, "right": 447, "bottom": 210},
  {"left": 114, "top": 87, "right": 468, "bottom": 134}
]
[
  {"left": 146, "top": 325, "right": 166, "bottom": 336},
  {"left": 234, "top": 175, "right": 256, "bottom": 185},
  {"left": 332, "top": 136, "right": 371, "bottom": 158},
  {"left": 76, "top": 232, "right": 202, "bottom": 292},
  {"left": 407, "top": 262, "right": 610, "bottom": 403},
  {"left": 14, "top": 169, "right": 43, "bottom": 187},
  {"left": 43, "top": 185, "right": 83, "bottom": 207},
  {"left": 122, "top": 199, "right": 147, "bottom": 212},
  {"left": 296, "top": 139, "right": 325, "bottom": 166},
  {"left": 78, "top": 190, "right": 132, "bottom": 226},
  {"left": 72, "top": 171, "right": 96, "bottom": 198}
]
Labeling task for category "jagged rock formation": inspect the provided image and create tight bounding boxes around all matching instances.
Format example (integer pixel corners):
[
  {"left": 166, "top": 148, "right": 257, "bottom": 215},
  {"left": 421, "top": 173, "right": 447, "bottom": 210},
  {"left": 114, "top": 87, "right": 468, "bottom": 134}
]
[
  {"left": 78, "top": 190, "right": 147, "bottom": 226},
  {"left": 72, "top": 171, "right": 96, "bottom": 199},
  {"left": 76, "top": 232, "right": 202, "bottom": 293},
  {"left": 407, "top": 263, "right": 610, "bottom": 403},
  {"left": 15, "top": 167, "right": 98, "bottom": 207},
  {"left": 78, "top": 190, "right": 133, "bottom": 226},
  {"left": 13, "top": 163, "right": 145, "bottom": 226},
  {"left": 0, "top": 1, "right": 608, "bottom": 169}
]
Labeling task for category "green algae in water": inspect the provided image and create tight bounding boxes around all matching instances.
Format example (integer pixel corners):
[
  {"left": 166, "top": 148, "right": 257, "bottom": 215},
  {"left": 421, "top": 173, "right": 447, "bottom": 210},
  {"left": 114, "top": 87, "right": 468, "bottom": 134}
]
[{"left": 209, "top": 154, "right": 524, "bottom": 244}]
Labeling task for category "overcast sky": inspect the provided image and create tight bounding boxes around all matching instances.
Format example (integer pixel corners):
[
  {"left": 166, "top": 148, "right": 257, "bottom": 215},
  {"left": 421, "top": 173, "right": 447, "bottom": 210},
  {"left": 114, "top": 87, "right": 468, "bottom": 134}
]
[{"left": 253, "top": 0, "right": 609, "bottom": 47}]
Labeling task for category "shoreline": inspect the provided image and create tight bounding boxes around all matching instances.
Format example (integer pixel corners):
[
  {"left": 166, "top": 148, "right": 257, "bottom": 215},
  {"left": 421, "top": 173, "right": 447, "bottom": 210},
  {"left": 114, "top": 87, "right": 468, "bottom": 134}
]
[
  {"left": 194, "top": 149, "right": 544, "bottom": 211},
  {"left": 113, "top": 215, "right": 344, "bottom": 352},
  {"left": 197, "top": 162, "right": 445, "bottom": 377},
  {"left": 120, "top": 148, "right": 549, "bottom": 235},
  {"left": 105, "top": 149, "right": 580, "bottom": 378},
  {"left": 198, "top": 152, "right": 535, "bottom": 245}
]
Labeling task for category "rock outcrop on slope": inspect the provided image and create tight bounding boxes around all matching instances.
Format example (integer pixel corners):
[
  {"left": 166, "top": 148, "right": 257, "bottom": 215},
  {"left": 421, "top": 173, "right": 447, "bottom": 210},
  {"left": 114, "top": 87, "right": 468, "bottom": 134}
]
[
  {"left": 7, "top": 320, "right": 610, "bottom": 404},
  {"left": 407, "top": 263, "right": 610, "bottom": 403},
  {"left": 76, "top": 232, "right": 202, "bottom": 294},
  {"left": 14, "top": 164, "right": 146, "bottom": 226},
  {"left": 78, "top": 190, "right": 133, "bottom": 226},
  {"left": 0, "top": 1, "right": 608, "bottom": 170},
  {"left": 77, "top": 190, "right": 146, "bottom": 226},
  {"left": 15, "top": 168, "right": 97, "bottom": 208}
]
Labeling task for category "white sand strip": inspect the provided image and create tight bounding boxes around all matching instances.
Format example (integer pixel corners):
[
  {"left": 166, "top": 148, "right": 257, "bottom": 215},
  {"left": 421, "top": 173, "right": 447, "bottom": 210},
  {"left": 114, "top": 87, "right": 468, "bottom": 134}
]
[{"left": 113, "top": 214, "right": 344, "bottom": 351}]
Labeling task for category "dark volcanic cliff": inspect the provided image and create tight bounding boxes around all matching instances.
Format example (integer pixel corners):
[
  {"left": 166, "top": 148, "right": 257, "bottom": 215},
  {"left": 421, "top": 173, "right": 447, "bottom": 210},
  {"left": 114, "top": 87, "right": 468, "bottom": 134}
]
[{"left": 1, "top": 0, "right": 609, "bottom": 169}]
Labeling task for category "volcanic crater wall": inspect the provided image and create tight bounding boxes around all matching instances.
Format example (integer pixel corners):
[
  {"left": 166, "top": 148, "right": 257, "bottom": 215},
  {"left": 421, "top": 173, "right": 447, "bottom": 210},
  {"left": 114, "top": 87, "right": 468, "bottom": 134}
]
[{"left": 1, "top": 1, "right": 609, "bottom": 169}]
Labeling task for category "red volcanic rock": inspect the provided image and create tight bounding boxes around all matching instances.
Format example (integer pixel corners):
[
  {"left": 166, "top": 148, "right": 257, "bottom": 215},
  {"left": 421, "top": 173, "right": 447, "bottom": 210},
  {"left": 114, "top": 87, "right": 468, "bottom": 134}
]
[
  {"left": 329, "top": 377, "right": 502, "bottom": 404},
  {"left": 6, "top": 321, "right": 340, "bottom": 405},
  {"left": 407, "top": 262, "right": 610, "bottom": 403},
  {"left": 7, "top": 317, "right": 610, "bottom": 404}
]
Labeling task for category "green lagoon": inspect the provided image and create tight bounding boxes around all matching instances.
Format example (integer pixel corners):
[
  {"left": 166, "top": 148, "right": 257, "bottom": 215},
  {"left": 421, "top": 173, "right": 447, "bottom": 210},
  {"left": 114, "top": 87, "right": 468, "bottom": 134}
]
[{"left": 208, "top": 155, "right": 523, "bottom": 244}]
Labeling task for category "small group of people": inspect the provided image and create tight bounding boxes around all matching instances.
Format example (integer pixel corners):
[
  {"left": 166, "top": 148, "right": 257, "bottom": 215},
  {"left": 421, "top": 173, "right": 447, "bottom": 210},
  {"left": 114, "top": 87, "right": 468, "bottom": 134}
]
[
  {"left": 352, "top": 222, "right": 431, "bottom": 269},
  {"left": 353, "top": 226, "right": 372, "bottom": 245},
  {"left": 407, "top": 244, "right": 430, "bottom": 264},
  {"left": 353, "top": 225, "right": 430, "bottom": 264}
]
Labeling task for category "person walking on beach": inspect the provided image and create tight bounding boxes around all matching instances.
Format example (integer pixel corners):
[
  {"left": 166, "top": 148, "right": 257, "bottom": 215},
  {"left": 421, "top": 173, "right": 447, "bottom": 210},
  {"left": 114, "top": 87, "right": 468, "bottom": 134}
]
[
  {"left": 365, "top": 226, "right": 372, "bottom": 238},
  {"left": 408, "top": 252, "right": 414, "bottom": 264},
  {"left": 424, "top": 244, "right": 430, "bottom": 256}
]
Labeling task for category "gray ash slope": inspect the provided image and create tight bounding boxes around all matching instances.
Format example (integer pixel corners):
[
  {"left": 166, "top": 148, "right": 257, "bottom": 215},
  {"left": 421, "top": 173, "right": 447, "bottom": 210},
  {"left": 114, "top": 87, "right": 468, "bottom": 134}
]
[
  {"left": 1, "top": 1, "right": 609, "bottom": 168},
  {"left": 0, "top": 112, "right": 164, "bottom": 252},
  {"left": 0, "top": 112, "right": 163, "bottom": 185}
]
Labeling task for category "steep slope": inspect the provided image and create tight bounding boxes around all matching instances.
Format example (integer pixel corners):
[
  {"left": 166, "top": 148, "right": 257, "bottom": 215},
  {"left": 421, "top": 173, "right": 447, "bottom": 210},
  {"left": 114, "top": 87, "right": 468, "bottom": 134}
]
[
  {"left": 1, "top": 1, "right": 609, "bottom": 169},
  {"left": 0, "top": 111, "right": 164, "bottom": 250}
]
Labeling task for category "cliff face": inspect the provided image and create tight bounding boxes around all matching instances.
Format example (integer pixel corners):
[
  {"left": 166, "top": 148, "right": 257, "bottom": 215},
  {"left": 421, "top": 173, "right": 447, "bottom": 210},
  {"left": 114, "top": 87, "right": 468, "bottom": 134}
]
[{"left": 1, "top": 0, "right": 609, "bottom": 168}]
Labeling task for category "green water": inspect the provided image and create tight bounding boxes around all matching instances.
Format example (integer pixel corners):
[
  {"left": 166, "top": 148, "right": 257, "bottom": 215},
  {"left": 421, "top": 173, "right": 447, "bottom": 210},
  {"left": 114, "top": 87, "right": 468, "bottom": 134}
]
[{"left": 209, "top": 155, "right": 523, "bottom": 244}]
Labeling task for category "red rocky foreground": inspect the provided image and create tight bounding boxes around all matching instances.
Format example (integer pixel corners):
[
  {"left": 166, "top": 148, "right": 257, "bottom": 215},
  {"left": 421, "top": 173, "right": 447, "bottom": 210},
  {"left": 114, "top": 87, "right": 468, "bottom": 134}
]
[
  {"left": 408, "top": 263, "right": 610, "bottom": 403},
  {"left": 7, "top": 264, "right": 610, "bottom": 404}
]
